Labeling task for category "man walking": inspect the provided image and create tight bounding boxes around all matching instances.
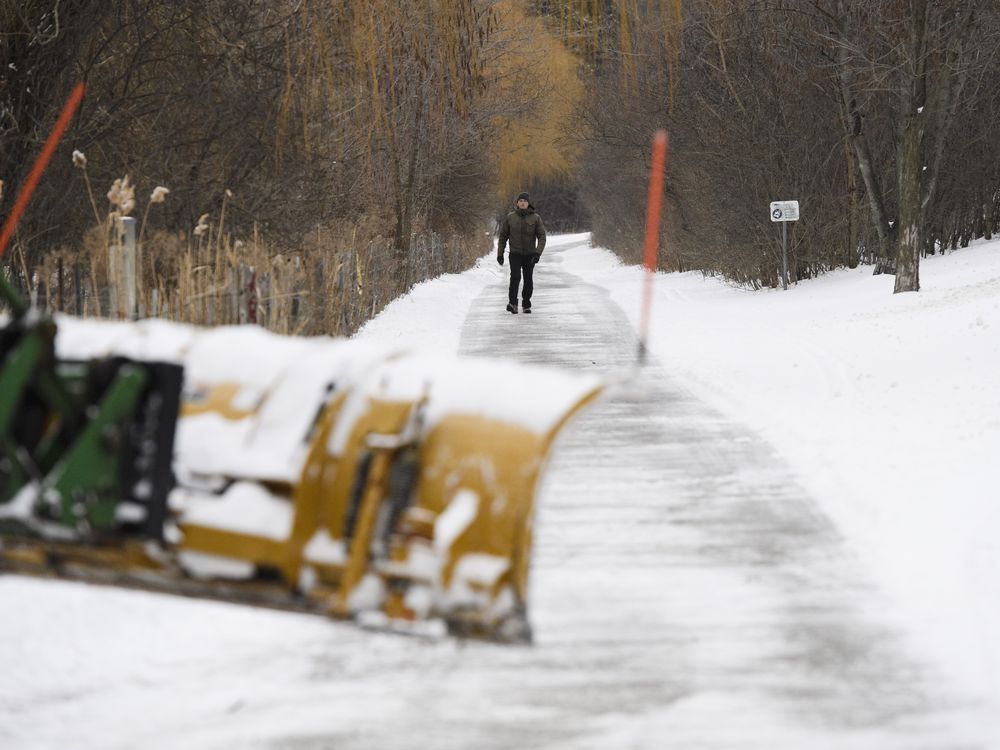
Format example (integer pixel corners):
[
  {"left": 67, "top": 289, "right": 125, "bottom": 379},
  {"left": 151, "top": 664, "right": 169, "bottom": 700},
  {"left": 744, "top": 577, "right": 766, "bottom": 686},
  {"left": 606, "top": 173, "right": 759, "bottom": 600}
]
[{"left": 497, "top": 192, "right": 546, "bottom": 314}]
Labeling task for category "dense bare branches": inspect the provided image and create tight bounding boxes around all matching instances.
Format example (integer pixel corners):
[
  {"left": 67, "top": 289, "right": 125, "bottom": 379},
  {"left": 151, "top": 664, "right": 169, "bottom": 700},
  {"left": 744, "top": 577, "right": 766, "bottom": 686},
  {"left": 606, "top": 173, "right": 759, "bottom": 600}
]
[
  {"left": 820, "top": 0, "right": 986, "bottom": 291},
  {"left": 0, "top": 0, "right": 548, "bottom": 331},
  {"left": 567, "top": 0, "right": 1000, "bottom": 291},
  {"left": 5, "top": 0, "right": 1000, "bottom": 310}
]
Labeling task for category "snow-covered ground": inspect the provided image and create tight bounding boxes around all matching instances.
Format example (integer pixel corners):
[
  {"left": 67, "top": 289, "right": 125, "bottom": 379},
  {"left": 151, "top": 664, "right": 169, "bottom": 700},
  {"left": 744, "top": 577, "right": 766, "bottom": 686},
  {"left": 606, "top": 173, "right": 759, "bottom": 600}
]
[
  {"left": 575, "top": 236, "right": 1000, "bottom": 703},
  {"left": 2, "top": 232, "right": 999, "bottom": 748},
  {"left": 368, "top": 233, "right": 1000, "bottom": 688},
  {"left": 366, "top": 233, "right": 1000, "bottom": 697}
]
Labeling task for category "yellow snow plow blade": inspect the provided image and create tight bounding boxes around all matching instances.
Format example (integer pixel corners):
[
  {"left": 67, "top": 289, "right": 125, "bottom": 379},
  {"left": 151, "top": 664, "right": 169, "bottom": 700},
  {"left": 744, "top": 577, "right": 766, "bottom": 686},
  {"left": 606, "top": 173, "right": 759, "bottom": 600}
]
[
  {"left": 174, "top": 346, "right": 601, "bottom": 642},
  {"left": 1, "top": 319, "right": 601, "bottom": 641}
]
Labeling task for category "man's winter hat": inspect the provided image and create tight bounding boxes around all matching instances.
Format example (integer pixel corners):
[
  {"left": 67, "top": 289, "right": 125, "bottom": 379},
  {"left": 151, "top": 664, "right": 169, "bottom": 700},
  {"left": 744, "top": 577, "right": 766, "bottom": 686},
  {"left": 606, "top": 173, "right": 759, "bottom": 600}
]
[{"left": 516, "top": 192, "right": 530, "bottom": 202}]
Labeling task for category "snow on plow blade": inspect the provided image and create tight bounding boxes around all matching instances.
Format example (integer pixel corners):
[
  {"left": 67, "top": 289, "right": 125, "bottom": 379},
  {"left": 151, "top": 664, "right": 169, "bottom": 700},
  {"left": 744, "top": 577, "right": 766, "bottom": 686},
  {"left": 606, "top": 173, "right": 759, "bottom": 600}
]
[{"left": 0, "top": 318, "right": 600, "bottom": 642}]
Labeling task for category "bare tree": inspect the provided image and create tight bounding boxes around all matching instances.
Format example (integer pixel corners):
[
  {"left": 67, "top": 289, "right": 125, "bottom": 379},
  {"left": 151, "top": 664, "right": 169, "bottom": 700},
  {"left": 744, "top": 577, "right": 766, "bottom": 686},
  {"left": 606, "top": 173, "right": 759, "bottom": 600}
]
[
  {"left": 822, "top": 0, "right": 983, "bottom": 292},
  {"left": 564, "top": 0, "right": 1000, "bottom": 293}
]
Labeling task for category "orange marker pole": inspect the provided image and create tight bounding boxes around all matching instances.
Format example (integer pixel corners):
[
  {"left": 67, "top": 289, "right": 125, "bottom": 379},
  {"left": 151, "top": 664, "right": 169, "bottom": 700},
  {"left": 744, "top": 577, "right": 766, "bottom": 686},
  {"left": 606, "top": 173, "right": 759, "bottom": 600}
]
[
  {"left": 0, "top": 82, "right": 86, "bottom": 262},
  {"left": 638, "top": 129, "right": 668, "bottom": 365}
]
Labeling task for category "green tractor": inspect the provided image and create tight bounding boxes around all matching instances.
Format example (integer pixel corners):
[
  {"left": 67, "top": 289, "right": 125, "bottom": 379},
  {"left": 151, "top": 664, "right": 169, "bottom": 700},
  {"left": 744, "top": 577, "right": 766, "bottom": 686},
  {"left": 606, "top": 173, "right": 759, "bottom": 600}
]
[{"left": 0, "top": 270, "right": 182, "bottom": 544}]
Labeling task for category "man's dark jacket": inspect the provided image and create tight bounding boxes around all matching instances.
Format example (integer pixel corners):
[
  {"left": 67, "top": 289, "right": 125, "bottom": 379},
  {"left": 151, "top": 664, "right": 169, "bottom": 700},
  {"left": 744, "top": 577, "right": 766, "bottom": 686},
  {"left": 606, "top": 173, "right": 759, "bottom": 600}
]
[{"left": 498, "top": 205, "right": 546, "bottom": 256}]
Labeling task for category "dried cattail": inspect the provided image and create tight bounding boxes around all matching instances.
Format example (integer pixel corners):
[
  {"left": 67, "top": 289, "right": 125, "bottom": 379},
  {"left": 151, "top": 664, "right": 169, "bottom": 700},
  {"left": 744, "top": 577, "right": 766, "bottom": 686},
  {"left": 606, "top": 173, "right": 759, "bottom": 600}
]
[
  {"left": 193, "top": 213, "right": 210, "bottom": 237},
  {"left": 225, "top": 189, "right": 233, "bottom": 198},
  {"left": 120, "top": 176, "right": 134, "bottom": 207},
  {"left": 139, "top": 186, "right": 171, "bottom": 248},
  {"left": 107, "top": 178, "right": 123, "bottom": 205},
  {"left": 72, "top": 150, "right": 87, "bottom": 168},
  {"left": 0, "top": 179, "right": 4, "bottom": 200},
  {"left": 107, "top": 175, "right": 136, "bottom": 215}
]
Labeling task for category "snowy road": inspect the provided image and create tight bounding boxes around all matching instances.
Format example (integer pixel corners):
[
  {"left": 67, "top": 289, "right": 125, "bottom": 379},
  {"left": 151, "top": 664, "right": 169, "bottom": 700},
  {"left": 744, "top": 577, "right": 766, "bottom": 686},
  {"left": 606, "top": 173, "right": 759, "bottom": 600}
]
[
  {"left": 460, "top": 238, "right": 987, "bottom": 747},
  {"left": 1, "top": 235, "right": 995, "bottom": 749}
]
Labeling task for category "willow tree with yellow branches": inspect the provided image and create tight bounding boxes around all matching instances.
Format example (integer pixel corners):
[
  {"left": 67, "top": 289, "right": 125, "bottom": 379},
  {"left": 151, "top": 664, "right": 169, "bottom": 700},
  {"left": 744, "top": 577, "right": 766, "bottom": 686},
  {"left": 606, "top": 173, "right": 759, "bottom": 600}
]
[
  {"left": 273, "top": 1, "right": 581, "bottom": 257},
  {"left": 491, "top": 0, "right": 686, "bottom": 234},
  {"left": 533, "top": 0, "right": 683, "bottom": 101}
]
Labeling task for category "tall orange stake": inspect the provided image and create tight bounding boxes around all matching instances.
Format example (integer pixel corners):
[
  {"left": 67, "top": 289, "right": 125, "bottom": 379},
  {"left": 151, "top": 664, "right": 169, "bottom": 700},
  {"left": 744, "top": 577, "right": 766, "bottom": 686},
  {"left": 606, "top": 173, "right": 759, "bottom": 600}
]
[
  {"left": 638, "top": 129, "right": 668, "bottom": 364},
  {"left": 0, "top": 82, "right": 86, "bottom": 262}
]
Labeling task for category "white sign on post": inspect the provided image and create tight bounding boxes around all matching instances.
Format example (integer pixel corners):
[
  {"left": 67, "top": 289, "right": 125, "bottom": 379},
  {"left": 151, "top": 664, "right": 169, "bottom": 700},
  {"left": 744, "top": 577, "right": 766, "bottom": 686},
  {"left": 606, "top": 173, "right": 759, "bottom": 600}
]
[
  {"left": 769, "top": 200, "right": 799, "bottom": 291},
  {"left": 770, "top": 200, "right": 799, "bottom": 222}
]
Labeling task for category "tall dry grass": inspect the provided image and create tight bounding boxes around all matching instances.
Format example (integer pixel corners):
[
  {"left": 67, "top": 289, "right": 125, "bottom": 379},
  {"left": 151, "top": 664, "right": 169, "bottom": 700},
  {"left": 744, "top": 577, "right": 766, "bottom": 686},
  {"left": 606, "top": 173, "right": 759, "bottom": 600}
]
[{"left": 24, "top": 185, "right": 488, "bottom": 337}]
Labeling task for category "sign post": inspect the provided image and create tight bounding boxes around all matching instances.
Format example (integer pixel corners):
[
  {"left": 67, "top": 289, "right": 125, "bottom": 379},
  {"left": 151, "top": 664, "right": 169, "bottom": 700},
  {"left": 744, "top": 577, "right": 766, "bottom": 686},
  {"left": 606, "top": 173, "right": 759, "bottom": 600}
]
[{"left": 769, "top": 200, "right": 799, "bottom": 291}]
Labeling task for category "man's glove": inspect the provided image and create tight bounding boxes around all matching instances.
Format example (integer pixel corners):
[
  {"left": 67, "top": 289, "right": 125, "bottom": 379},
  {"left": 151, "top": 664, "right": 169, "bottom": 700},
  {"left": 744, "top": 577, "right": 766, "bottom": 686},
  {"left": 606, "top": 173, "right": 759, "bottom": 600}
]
[
  {"left": 533, "top": 254, "right": 541, "bottom": 265},
  {"left": 497, "top": 252, "right": 504, "bottom": 266}
]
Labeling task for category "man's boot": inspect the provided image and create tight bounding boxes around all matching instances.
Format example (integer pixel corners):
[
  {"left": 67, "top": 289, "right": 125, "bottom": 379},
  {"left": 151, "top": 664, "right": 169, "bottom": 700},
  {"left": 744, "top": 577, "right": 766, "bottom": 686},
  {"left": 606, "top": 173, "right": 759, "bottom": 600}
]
[
  {"left": 506, "top": 303, "right": 518, "bottom": 314},
  {"left": 522, "top": 300, "right": 531, "bottom": 314}
]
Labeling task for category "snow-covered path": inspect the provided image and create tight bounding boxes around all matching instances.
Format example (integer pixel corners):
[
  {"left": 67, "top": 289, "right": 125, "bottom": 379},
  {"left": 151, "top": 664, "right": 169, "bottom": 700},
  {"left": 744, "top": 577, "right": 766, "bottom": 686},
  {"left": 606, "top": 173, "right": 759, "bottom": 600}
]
[
  {"left": 1, "top": 234, "right": 997, "bottom": 749},
  {"left": 462, "top": 237, "right": 987, "bottom": 747}
]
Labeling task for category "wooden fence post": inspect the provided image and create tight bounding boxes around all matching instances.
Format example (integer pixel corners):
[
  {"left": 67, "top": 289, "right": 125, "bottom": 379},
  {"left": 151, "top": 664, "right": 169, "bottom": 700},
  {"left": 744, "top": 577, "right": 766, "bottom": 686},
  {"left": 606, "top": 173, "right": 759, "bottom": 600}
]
[
  {"left": 108, "top": 215, "right": 137, "bottom": 319},
  {"left": 74, "top": 261, "right": 83, "bottom": 316}
]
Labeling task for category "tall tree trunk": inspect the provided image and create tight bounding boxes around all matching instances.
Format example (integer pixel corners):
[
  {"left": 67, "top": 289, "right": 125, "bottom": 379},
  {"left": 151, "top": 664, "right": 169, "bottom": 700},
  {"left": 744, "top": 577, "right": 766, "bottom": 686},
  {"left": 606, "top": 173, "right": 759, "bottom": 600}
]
[
  {"left": 850, "top": 115, "right": 895, "bottom": 274},
  {"left": 844, "top": 137, "right": 859, "bottom": 268},
  {"left": 833, "top": 4, "right": 895, "bottom": 273},
  {"left": 894, "top": 109, "right": 925, "bottom": 292},
  {"left": 894, "top": 0, "right": 929, "bottom": 294}
]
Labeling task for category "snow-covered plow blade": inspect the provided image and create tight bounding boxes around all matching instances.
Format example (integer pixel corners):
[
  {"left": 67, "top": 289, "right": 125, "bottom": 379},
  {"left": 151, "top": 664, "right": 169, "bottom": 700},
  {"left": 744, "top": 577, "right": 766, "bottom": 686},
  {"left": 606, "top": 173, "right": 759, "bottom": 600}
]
[{"left": 0, "top": 317, "right": 600, "bottom": 642}]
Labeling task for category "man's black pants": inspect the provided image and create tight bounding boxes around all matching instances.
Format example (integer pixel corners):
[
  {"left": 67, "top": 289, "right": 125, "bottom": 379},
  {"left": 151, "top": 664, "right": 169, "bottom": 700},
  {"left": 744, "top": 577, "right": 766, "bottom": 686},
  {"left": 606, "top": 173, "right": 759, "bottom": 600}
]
[{"left": 508, "top": 253, "right": 535, "bottom": 306}]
